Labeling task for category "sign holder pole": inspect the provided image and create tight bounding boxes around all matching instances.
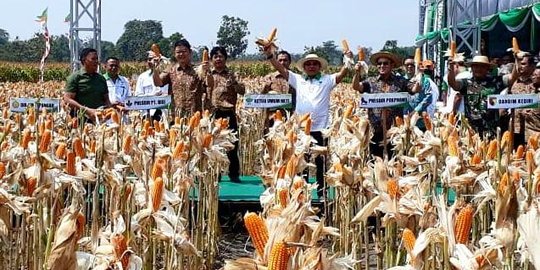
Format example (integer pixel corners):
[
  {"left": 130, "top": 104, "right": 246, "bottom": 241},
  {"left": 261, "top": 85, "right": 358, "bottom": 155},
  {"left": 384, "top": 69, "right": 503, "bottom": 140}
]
[{"left": 382, "top": 110, "right": 388, "bottom": 160}]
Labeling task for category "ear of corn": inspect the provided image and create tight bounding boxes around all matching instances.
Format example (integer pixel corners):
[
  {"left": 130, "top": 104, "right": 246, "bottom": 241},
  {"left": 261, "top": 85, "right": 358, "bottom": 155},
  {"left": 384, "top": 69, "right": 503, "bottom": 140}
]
[
  {"left": 498, "top": 172, "right": 509, "bottom": 194},
  {"left": 304, "top": 117, "right": 311, "bottom": 135},
  {"left": 202, "top": 133, "right": 213, "bottom": 148},
  {"left": 76, "top": 212, "right": 86, "bottom": 239},
  {"left": 151, "top": 43, "right": 162, "bottom": 57},
  {"left": 20, "top": 129, "right": 31, "bottom": 149},
  {"left": 73, "top": 137, "right": 85, "bottom": 158},
  {"left": 402, "top": 228, "right": 416, "bottom": 254},
  {"left": 89, "top": 139, "right": 96, "bottom": 153},
  {"left": 512, "top": 37, "right": 520, "bottom": 53},
  {"left": 527, "top": 149, "right": 535, "bottom": 172},
  {"left": 26, "top": 177, "right": 37, "bottom": 196},
  {"left": 151, "top": 160, "right": 164, "bottom": 180},
  {"left": 202, "top": 49, "right": 209, "bottom": 62},
  {"left": 471, "top": 153, "right": 482, "bottom": 165},
  {"left": 55, "top": 143, "right": 67, "bottom": 159},
  {"left": 454, "top": 204, "right": 474, "bottom": 244},
  {"left": 244, "top": 212, "right": 269, "bottom": 258},
  {"left": 341, "top": 39, "right": 350, "bottom": 53},
  {"left": 450, "top": 41, "right": 457, "bottom": 58},
  {"left": 528, "top": 135, "right": 538, "bottom": 150},
  {"left": 267, "top": 28, "right": 277, "bottom": 42},
  {"left": 358, "top": 47, "right": 365, "bottom": 61},
  {"left": 111, "top": 233, "right": 129, "bottom": 269},
  {"left": 448, "top": 136, "right": 459, "bottom": 157},
  {"left": 277, "top": 188, "right": 288, "bottom": 208},
  {"left": 188, "top": 111, "right": 201, "bottom": 131},
  {"left": 0, "top": 162, "right": 5, "bottom": 179},
  {"left": 414, "top": 48, "right": 421, "bottom": 64},
  {"left": 122, "top": 135, "right": 132, "bottom": 154},
  {"left": 274, "top": 110, "right": 283, "bottom": 122},
  {"left": 268, "top": 241, "right": 290, "bottom": 270},
  {"left": 39, "top": 129, "right": 52, "bottom": 152},
  {"left": 515, "top": 145, "right": 525, "bottom": 159},
  {"left": 45, "top": 118, "right": 53, "bottom": 130},
  {"left": 173, "top": 141, "right": 185, "bottom": 160},
  {"left": 486, "top": 139, "right": 498, "bottom": 160},
  {"left": 395, "top": 116, "right": 404, "bottom": 127},
  {"left": 66, "top": 151, "right": 76, "bottom": 175},
  {"left": 387, "top": 178, "right": 399, "bottom": 199},
  {"left": 151, "top": 177, "right": 164, "bottom": 212}
]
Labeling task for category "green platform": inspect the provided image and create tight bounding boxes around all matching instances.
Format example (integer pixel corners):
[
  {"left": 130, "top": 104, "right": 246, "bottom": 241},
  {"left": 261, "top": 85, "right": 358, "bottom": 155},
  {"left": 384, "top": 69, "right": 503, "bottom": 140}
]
[{"left": 191, "top": 176, "right": 330, "bottom": 202}]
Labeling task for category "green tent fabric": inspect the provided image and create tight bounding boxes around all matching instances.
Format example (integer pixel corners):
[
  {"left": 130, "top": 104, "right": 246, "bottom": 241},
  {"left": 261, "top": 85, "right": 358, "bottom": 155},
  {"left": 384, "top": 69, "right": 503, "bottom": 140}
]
[
  {"left": 481, "top": 14, "right": 499, "bottom": 31},
  {"left": 499, "top": 7, "right": 531, "bottom": 32},
  {"left": 533, "top": 3, "right": 540, "bottom": 21}
]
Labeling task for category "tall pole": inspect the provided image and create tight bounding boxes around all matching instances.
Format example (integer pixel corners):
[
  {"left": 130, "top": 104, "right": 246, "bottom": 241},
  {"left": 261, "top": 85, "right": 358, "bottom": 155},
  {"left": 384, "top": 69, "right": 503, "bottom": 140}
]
[{"left": 69, "top": 0, "right": 101, "bottom": 71}]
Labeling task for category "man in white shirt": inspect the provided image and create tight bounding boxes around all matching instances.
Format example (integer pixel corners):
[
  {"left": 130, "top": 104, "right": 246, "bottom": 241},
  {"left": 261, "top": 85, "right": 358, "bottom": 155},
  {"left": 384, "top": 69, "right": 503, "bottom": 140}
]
[
  {"left": 135, "top": 51, "right": 169, "bottom": 120},
  {"left": 104, "top": 56, "right": 131, "bottom": 106},
  {"left": 263, "top": 48, "right": 350, "bottom": 199}
]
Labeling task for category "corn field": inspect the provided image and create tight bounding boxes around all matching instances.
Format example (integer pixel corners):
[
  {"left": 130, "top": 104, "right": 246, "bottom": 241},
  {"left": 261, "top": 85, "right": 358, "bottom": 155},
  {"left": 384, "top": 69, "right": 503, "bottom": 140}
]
[{"left": 0, "top": 76, "right": 539, "bottom": 270}]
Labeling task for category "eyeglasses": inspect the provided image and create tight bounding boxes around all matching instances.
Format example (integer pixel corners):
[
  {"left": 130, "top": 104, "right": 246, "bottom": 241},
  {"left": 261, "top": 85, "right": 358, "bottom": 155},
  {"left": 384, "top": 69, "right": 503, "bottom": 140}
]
[
  {"left": 377, "top": 61, "right": 391, "bottom": 66},
  {"left": 404, "top": 63, "right": 415, "bottom": 67}
]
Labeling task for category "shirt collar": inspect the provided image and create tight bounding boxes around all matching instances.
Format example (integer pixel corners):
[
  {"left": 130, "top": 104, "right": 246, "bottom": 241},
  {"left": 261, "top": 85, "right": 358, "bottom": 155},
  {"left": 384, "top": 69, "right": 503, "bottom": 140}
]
[
  {"left": 304, "top": 72, "right": 322, "bottom": 81},
  {"left": 211, "top": 67, "right": 230, "bottom": 75},
  {"left": 175, "top": 63, "right": 193, "bottom": 71}
]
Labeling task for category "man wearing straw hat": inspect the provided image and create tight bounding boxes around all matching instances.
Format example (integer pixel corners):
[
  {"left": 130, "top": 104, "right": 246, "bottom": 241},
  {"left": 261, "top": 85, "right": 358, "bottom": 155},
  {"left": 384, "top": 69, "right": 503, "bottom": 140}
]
[
  {"left": 262, "top": 47, "right": 351, "bottom": 199},
  {"left": 352, "top": 51, "right": 414, "bottom": 157},
  {"left": 447, "top": 55, "right": 516, "bottom": 137}
]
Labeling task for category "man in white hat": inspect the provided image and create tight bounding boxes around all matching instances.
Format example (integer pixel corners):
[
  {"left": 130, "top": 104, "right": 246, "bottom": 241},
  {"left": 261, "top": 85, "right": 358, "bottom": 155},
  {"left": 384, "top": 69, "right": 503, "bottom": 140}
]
[
  {"left": 135, "top": 51, "right": 170, "bottom": 121},
  {"left": 262, "top": 47, "right": 351, "bottom": 199},
  {"left": 448, "top": 55, "right": 516, "bottom": 137},
  {"left": 352, "top": 51, "right": 415, "bottom": 157}
]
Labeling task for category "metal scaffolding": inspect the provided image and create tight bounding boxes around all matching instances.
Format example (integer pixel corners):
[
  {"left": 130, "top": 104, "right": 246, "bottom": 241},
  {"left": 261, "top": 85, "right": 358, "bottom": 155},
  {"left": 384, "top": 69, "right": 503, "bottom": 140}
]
[
  {"left": 69, "top": 0, "right": 101, "bottom": 71},
  {"left": 447, "top": 0, "right": 481, "bottom": 55}
]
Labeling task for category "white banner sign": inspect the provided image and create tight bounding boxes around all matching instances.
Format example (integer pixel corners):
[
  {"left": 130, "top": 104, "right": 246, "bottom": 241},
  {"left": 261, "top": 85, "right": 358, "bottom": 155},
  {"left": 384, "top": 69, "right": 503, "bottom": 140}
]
[
  {"left": 359, "top": 93, "right": 410, "bottom": 108},
  {"left": 124, "top": 96, "right": 171, "bottom": 110},
  {"left": 487, "top": 94, "right": 540, "bottom": 109},
  {"left": 10, "top": 97, "right": 60, "bottom": 112},
  {"left": 244, "top": 94, "right": 293, "bottom": 109}
]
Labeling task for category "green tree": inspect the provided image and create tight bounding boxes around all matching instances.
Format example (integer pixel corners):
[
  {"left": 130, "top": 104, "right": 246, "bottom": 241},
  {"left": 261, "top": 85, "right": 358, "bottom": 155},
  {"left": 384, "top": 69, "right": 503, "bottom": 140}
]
[
  {"left": 0, "top": 29, "right": 9, "bottom": 46},
  {"left": 100, "top": 41, "right": 117, "bottom": 61},
  {"left": 116, "top": 20, "right": 164, "bottom": 61},
  {"left": 304, "top": 40, "right": 342, "bottom": 65},
  {"left": 49, "top": 35, "right": 70, "bottom": 62},
  {"left": 216, "top": 15, "right": 250, "bottom": 59},
  {"left": 156, "top": 32, "right": 184, "bottom": 58},
  {"left": 382, "top": 40, "right": 415, "bottom": 63}
]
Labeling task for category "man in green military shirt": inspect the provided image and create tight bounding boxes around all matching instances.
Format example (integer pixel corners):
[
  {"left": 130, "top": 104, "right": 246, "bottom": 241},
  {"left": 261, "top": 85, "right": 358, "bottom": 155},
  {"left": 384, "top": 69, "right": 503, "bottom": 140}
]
[
  {"left": 63, "top": 48, "right": 111, "bottom": 121},
  {"left": 448, "top": 55, "right": 516, "bottom": 137}
]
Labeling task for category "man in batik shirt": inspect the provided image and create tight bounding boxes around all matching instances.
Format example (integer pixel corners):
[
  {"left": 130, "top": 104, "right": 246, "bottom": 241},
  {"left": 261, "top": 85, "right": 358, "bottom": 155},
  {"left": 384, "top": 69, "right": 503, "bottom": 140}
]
[
  {"left": 352, "top": 51, "right": 417, "bottom": 157},
  {"left": 152, "top": 39, "right": 213, "bottom": 118},
  {"left": 510, "top": 54, "right": 538, "bottom": 146}
]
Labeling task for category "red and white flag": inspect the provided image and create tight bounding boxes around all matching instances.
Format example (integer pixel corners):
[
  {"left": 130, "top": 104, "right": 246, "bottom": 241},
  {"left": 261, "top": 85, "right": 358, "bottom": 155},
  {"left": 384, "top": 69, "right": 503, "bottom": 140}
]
[{"left": 36, "top": 8, "right": 50, "bottom": 82}]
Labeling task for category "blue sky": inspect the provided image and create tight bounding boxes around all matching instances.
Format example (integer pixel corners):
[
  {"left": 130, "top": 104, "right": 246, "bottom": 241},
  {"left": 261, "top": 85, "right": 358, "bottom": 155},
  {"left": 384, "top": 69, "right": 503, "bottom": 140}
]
[{"left": 0, "top": 0, "right": 419, "bottom": 53}]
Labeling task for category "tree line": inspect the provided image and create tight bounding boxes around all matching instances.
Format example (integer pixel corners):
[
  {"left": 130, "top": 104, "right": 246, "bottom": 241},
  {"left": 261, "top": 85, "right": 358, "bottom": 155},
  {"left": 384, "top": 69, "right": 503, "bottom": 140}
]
[{"left": 0, "top": 16, "right": 415, "bottom": 64}]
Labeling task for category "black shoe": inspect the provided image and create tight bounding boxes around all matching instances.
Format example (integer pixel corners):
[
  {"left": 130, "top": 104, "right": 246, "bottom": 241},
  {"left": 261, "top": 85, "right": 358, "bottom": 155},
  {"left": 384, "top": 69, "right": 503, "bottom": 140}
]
[{"left": 229, "top": 176, "right": 241, "bottom": 183}]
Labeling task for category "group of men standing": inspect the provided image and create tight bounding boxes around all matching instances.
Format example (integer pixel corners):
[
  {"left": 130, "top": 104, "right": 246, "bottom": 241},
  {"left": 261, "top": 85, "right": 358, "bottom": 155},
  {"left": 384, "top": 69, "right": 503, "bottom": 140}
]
[{"left": 62, "top": 38, "right": 540, "bottom": 198}]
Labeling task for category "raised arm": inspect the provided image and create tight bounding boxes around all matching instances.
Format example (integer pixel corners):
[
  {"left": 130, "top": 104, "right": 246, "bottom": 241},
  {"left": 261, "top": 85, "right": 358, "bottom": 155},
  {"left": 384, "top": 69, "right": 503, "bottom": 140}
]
[
  {"left": 263, "top": 48, "right": 288, "bottom": 80},
  {"left": 335, "top": 51, "right": 353, "bottom": 84},
  {"left": 352, "top": 62, "right": 365, "bottom": 92},
  {"left": 447, "top": 61, "right": 462, "bottom": 91}
]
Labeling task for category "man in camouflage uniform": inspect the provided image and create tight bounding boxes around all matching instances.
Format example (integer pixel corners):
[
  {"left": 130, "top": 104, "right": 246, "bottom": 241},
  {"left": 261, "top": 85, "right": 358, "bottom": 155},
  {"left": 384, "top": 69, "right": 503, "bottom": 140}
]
[
  {"left": 448, "top": 55, "right": 513, "bottom": 137},
  {"left": 152, "top": 39, "right": 213, "bottom": 118},
  {"left": 209, "top": 46, "right": 246, "bottom": 183},
  {"left": 352, "top": 51, "right": 416, "bottom": 157}
]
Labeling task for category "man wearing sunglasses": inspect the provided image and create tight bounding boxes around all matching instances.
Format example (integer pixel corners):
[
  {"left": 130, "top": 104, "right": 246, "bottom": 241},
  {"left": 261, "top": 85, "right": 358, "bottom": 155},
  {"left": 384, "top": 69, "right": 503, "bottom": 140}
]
[{"left": 352, "top": 51, "right": 417, "bottom": 157}]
